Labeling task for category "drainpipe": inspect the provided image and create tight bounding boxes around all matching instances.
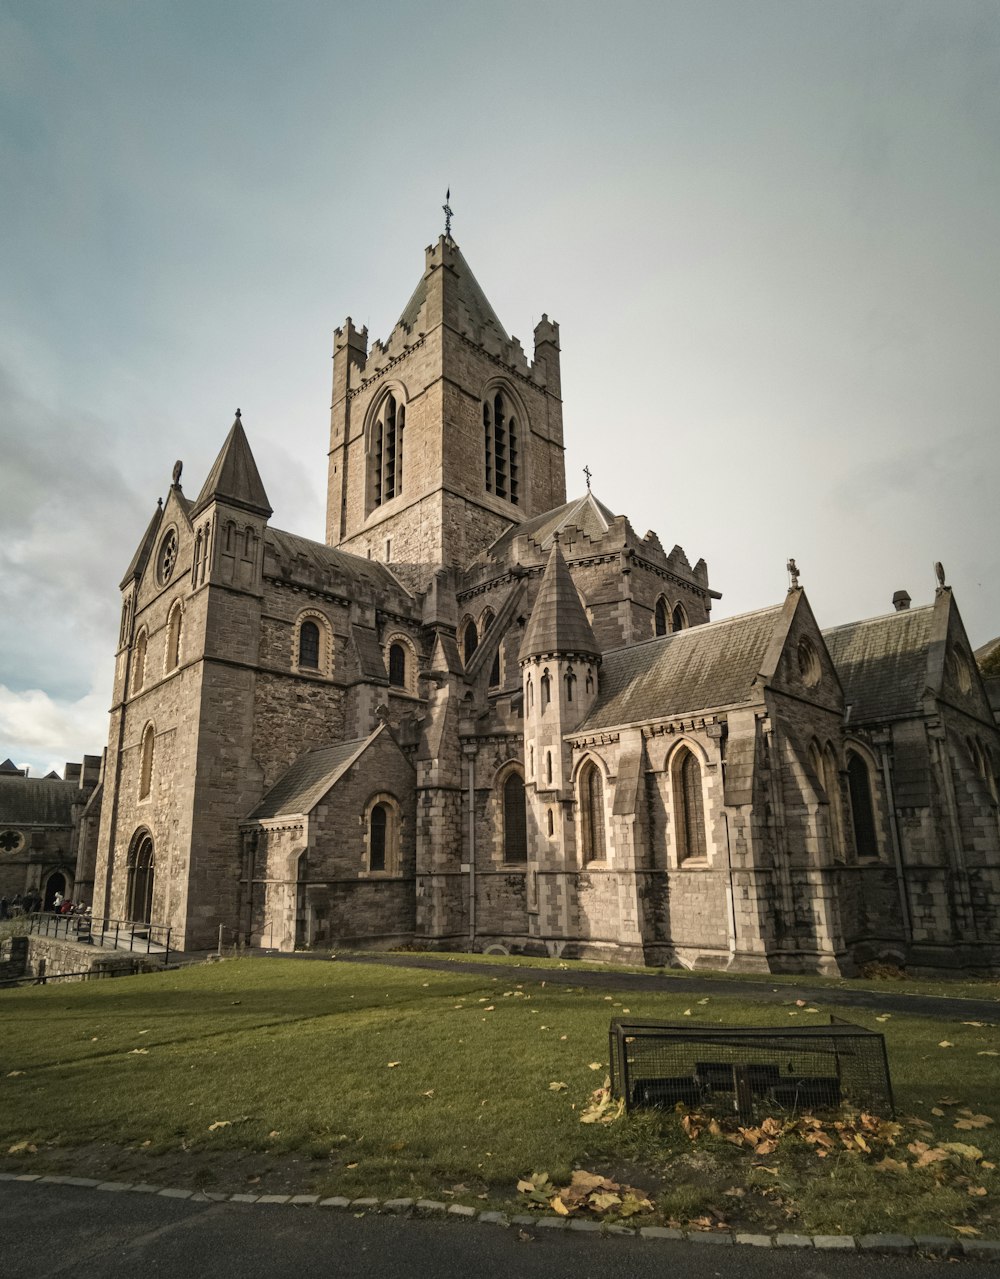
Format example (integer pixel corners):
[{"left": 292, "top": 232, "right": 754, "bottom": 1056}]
[
  {"left": 878, "top": 744, "right": 912, "bottom": 942},
  {"left": 467, "top": 753, "right": 476, "bottom": 950},
  {"left": 722, "top": 812, "right": 738, "bottom": 964}
]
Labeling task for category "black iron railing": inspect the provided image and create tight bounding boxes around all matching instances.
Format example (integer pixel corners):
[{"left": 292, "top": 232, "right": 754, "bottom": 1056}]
[{"left": 26, "top": 912, "right": 172, "bottom": 967}]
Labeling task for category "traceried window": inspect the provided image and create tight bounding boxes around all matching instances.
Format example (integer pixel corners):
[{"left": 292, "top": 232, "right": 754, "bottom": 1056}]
[
  {"left": 847, "top": 751, "right": 879, "bottom": 858},
  {"left": 299, "top": 620, "right": 320, "bottom": 669},
  {"left": 580, "top": 761, "right": 606, "bottom": 863},
  {"left": 655, "top": 598, "right": 668, "bottom": 636},
  {"left": 483, "top": 389, "right": 519, "bottom": 505},
  {"left": 502, "top": 773, "right": 528, "bottom": 863},
  {"left": 674, "top": 747, "right": 707, "bottom": 862},
  {"left": 156, "top": 529, "right": 178, "bottom": 585},
  {"left": 371, "top": 393, "right": 405, "bottom": 507}
]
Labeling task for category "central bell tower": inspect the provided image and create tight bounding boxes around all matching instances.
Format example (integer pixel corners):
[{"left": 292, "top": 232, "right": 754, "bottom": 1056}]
[{"left": 325, "top": 235, "right": 566, "bottom": 591}]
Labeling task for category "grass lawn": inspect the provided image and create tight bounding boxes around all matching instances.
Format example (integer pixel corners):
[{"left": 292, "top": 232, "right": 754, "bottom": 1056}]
[{"left": 2, "top": 957, "right": 998, "bottom": 1238}]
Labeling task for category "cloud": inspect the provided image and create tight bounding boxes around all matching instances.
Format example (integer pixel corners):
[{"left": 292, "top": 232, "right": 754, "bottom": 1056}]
[{"left": 0, "top": 683, "right": 107, "bottom": 777}]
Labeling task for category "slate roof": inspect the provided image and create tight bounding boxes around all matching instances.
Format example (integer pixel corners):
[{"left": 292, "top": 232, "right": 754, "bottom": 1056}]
[
  {"left": 822, "top": 606, "right": 934, "bottom": 723},
  {"left": 0, "top": 777, "right": 83, "bottom": 827},
  {"left": 0, "top": 758, "right": 24, "bottom": 775},
  {"left": 247, "top": 737, "right": 372, "bottom": 821},
  {"left": 579, "top": 605, "right": 785, "bottom": 731},
  {"left": 488, "top": 492, "right": 616, "bottom": 561},
  {"left": 398, "top": 239, "right": 509, "bottom": 340},
  {"left": 264, "top": 528, "right": 407, "bottom": 596},
  {"left": 192, "top": 413, "right": 272, "bottom": 518},
  {"left": 520, "top": 541, "right": 599, "bottom": 660}
]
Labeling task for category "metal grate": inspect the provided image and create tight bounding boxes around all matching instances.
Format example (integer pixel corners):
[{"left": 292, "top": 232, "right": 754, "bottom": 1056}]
[{"left": 609, "top": 1017, "right": 893, "bottom": 1119}]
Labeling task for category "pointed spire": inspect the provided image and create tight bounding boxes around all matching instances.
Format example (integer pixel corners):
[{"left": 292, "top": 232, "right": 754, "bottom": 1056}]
[
  {"left": 119, "top": 499, "right": 165, "bottom": 589},
  {"left": 519, "top": 541, "right": 600, "bottom": 661},
  {"left": 192, "top": 411, "right": 272, "bottom": 518}
]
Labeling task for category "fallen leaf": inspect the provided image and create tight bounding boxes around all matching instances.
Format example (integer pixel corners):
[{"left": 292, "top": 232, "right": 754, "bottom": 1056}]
[
  {"left": 421, "top": 1089, "right": 434, "bottom": 1098},
  {"left": 954, "top": 1114, "right": 994, "bottom": 1130},
  {"left": 346, "top": 1162, "right": 359, "bottom": 1169},
  {"left": 268, "top": 1131, "right": 281, "bottom": 1139},
  {"left": 550, "top": 1196, "right": 570, "bottom": 1216},
  {"left": 940, "top": 1142, "right": 984, "bottom": 1162},
  {"left": 548, "top": 1081, "right": 567, "bottom": 1091},
  {"left": 952, "top": 1225, "right": 980, "bottom": 1237},
  {"left": 977, "top": 1051, "right": 999, "bottom": 1057},
  {"left": 683, "top": 1009, "right": 692, "bottom": 1016},
  {"left": 932, "top": 1107, "right": 945, "bottom": 1117},
  {"left": 795, "top": 999, "right": 807, "bottom": 1007},
  {"left": 873, "top": 1157, "right": 908, "bottom": 1174},
  {"left": 208, "top": 1120, "right": 231, "bottom": 1131},
  {"left": 938, "top": 1041, "right": 954, "bottom": 1048},
  {"left": 7, "top": 1142, "right": 37, "bottom": 1155},
  {"left": 961, "top": 1021, "right": 986, "bottom": 1028},
  {"left": 387, "top": 1061, "right": 401, "bottom": 1068},
  {"left": 128, "top": 1048, "right": 149, "bottom": 1055},
  {"left": 6, "top": 1071, "right": 25, "bottom": 1078},
  {"left": 588, "top": 1062, "right": 603, "bottom": 1071},
  {"left": 967, "top": 1186, "right": 988, "bottom": 1197},
  {"left": 484, "top": 1006, "right": 495, "bottom": 1012}
]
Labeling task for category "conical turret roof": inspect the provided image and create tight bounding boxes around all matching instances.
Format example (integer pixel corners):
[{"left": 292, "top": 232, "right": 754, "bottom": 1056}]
[
  {"left": 192, "top": 410, "right": 272, "bottom": 518},
  {"left": 519, "top": 539, "right": 600, "bottom": 661}
]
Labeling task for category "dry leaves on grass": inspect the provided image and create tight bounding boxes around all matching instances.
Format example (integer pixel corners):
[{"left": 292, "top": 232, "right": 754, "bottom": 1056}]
[
  {"left": 517, "top": 1169, "right": 654, "bottom": 1218},
  {"left": 548, "top": 1081, "right": 568, "bottom": 1092},
  {"left": 7, "top": 1142, "right": 36, "bottom": 1155},
  {"left": 579, "top": 1077, "right": 625, "bottom": 1125}
]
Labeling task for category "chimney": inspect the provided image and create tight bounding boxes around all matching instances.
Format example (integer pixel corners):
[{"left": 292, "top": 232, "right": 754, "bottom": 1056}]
[{"left": 892, "top": 590, "right": 911, "bottom": 612}]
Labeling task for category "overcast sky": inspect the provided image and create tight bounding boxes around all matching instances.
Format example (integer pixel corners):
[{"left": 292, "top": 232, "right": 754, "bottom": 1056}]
[{"left": 2, "top": 0, "right": 999, "bottom": 776}]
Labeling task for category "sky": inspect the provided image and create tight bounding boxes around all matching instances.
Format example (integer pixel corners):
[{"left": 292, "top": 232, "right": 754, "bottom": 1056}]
[{"left": 1, "top": 0, "right": 999, "bottom": 776}]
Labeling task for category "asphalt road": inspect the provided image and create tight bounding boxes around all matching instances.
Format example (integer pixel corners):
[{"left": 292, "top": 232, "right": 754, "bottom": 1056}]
[{"left": 1, "top": 1183, "right": 995, "bottom": 1279}]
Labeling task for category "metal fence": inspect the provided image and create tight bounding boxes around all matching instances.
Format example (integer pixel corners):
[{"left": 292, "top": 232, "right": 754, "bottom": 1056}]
[
  {"left": 609, "top": 1016, "right": 894, "bottom": 1119},
  {"left": 26, "top": 912, "right": 172, "bottom": 966}
]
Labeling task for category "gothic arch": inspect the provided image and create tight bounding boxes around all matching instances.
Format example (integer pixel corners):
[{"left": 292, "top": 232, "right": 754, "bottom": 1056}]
[
  {"left": 671, "top": 602, "right": 689, "bottom": 632},
  {"left": 164, "top": 599, "right": 183, "bottom": 672},
  {"left": 573, "top": 752, "right": 611, "bottom": 866},
  {"left": 670, "top": 743, "right": 708, "bottom": 864},
  {"left": 654, "top": 596, "right": 669, "bottom": 637},
  {"left": 481, "top": 377, "right": 528, "bottom": 506},
  {"left": 459, "top": 615, "right": 479, "bottom": 666},
  {"left": 138, "top": 722, "right": 155, "bottom": 800},
  {"left": 125, "top": 828, "right": 155, "bottom": 924},
  {"left": 363, "top": 793, "right": 402, "bottom": 875},
  {"left": 132, "top": 627, "right": 149, "bottom": 694},
  {"left": 490, "top": 761, "right": 528, "bottom": 865}
]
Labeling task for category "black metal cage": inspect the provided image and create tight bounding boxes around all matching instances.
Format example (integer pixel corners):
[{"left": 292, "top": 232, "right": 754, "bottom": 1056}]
[{"left": 609, "top": 1017, "right": 893, "bottom": 1119}]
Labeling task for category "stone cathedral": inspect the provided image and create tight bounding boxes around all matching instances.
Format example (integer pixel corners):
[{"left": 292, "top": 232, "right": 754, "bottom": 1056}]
[{"left": 78, "top": 231, "right": 1000, "bottom": 975}]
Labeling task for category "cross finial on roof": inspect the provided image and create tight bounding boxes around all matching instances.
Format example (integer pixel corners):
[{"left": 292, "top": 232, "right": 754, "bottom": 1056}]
[
  {"left": 583, "top": 465, "right": 592, "bottom": 491},
  {"left": 443, "top": 188, "right": 453, "bottom": 238},
  {"left": 787, "top": 557, "right": 800, "bottom": 591},
  {"left": 235, "top": 407, "right": 241, "bottom": 420}
]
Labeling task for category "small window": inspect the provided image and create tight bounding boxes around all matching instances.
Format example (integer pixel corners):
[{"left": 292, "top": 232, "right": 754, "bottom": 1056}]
[
  {"left": 139, "top": 725, "right": 155, "bottom": 800},
  {"left": 671, "top": 603, "right": 688, "bottom": 632},
  {"left": 655, "top": 598, "right": 668, "bottom": 636},
  {"left": 389, "top": 643, "right": 407, "bottom": 688},
  {"left": 502, "top": 773, "right": 527, "bottom": 863},
  {"left": 797, "top": 638, "right": 821, "bottom": 688},
  {"left": 565, "top": 670, "right": 575, "bottom": 702},
  {"left": 547, "top": 808, "right": 554, "bottom": 837},
  {"left": 165, "top": 603, "right": 182, "bottom": 671},
  {"left": 462, "top": 620, "right": 479, "bottom": 666},
  {"left": 299, "top": 620, "right": 320, "bottom": 669},
  {"left": 370, "top": 804, "right": 388, "bottom": 871},
  {"left": 546, "top": 751, "right": 553, "bottom": 785},
  {"left": 133, "top": 630, "right": 148, "bottom": 693},
  {"left": 489, "top": 650, "right": 501, "bottom": 687},
  {"left": 541, "top": 671, "right": 551, "bottom": 708},
  {"left": 529, "top": 745, "right": 534, "bottom": 777}
]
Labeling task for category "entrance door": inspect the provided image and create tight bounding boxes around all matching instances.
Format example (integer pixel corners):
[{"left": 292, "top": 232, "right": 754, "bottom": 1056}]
[
  {"left": 43, "top": 872, "right": 66, "bottom": 912},
  {"left": 126, "top": 835, "right": 155, "bottom": 923}
]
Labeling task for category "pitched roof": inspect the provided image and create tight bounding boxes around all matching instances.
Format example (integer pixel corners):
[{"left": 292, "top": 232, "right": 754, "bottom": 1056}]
[
  {"left": 264, "top": 528, "right": 407, "bottom": 596},
  {"left": 822, "top": 606, "right": 935, "bottom": 723},
  {"left": 578, "top": 604, "right": 785, "bottom": 731},
  {"left": 398, "top": 238, "right": 509, "bottom": 341},
  {"left": 246, "top": 736, "right": 373, "bottom": 821},
  {"left": 192, "top": 412, "right": 272, "bottom": 518},
  {"left": 0, "top": 758, "right": 24, "bottom": 775},
  {"left": 488, "top": 492, "right": 616, "bottom": 561},
  {"left": 519, "top": 540, "right": 600, "bottom": 660},
  {"left": 0, "top": 776, "right": 83, "bottom": 826},
  {"left": 119, "top": 500, "right": 164, "bottom": 589}
]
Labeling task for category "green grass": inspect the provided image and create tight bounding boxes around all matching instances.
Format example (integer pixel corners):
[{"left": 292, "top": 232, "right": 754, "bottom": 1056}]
[{"left": 1, "top": 957, "right": 998, "bottom": 1237}]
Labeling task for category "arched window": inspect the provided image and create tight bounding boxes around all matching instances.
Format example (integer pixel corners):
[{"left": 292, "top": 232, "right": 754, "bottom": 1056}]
[
  {"left": 547, "top": 808, "right": 554, "bottom": 837},
  {"left": 565, "top": 669, "right": 575, "bottom": 702},
  {"left": 371, "top": 393, "right": 405, "bottom": 507},
  {"left": 299, "top": 620, "right": 320, "bottom": 669},
  {"left": 370, "top": 803, "right": 388, "bottom": 871},
  {"left": 132, "top": 630, "right": 148, "bottom": 693},
  {"left": 389, "top": 643, "right": 407, "bottom": 688},
  {"left": 165, "top": 602, "right": 182, "bottom": 671},
  {"left": 483, "top": 388, "right": 520, "bottom": 505},
  {"left": 527, "top": 677, "right": 534, "bottom": 710},
  {"left": 674, "top": 748, "right": 706, "bottom": 862},
  {"left": 126, "top": 833, "right": 155, "bottom": 924},
  {"left": 671, "top": 603, "right": 688, "bottom": 632},
  {"left": 139, "top": 724, "right": 154, "bottom": 800},
  {"left": 585, "top": 670, "right": 594, "bottom": 695},
  {"left": 655, "top": 598, "right": 668, "bottom": 636},
  {"left": 847, "top": 752, "right": 879, "bottom": 858},
  {"left": 580, "top": 761, "right": 606, "bottom": 863},
  {"left": 462, "top": 619, "right": 479, "bottom": 666},
  {"left": 540, "top": 670, "right": 551, "bottom": 708},
  {"left": 503, "top": 773, "right": 527, "bottom": 863}
]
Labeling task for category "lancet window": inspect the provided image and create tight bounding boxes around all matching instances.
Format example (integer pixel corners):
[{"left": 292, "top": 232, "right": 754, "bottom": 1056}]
[
  {"left": 483, "top": 390, "right": 519, "bottom": 505},
  {"left": 372, "top": 393, "right": 404, "bottom": 507}
]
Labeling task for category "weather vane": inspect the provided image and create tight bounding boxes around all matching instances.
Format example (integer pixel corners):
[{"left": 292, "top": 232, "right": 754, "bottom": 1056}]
[
  {"left": 583, "top": 464, "right": 592, "bottom": 491},
  {"left": 443, "top": 188, "right": 453, "bottom": 238}
]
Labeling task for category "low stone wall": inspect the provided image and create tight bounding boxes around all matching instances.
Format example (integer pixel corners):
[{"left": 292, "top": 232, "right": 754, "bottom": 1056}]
[{"left": 1, "top": 934, "right": 163, "bottom": 984}]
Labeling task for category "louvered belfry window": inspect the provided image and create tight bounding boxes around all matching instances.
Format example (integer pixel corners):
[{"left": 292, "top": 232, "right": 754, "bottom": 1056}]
[
  {"left": 483, "top": 390, "right": 519, "bottom": 505},
  {"left": 373, "top": 393, "right": 404, "bottom": 506}
]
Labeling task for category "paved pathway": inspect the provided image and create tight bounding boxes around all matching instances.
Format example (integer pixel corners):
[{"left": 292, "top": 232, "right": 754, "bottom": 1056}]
[
  {"left": 330, "top": 951, "right": 1000, "bottom": 1021},
  {"left": 2, "top": 1181, "right": 996, "bottom": 1279}
]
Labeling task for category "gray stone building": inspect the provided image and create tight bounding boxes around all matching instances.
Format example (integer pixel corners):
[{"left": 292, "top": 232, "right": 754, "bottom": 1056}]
[{"left": 83, "top": 233, "right": 1000, "bottom": 973}]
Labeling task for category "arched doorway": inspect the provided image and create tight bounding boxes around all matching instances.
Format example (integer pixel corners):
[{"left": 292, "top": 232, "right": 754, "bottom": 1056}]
[
  {"left": 43, "top": 872, "right": 67, "bottom": 912},
  {"left": 126, "top": 834, "right": 155, "bottom": 924}
]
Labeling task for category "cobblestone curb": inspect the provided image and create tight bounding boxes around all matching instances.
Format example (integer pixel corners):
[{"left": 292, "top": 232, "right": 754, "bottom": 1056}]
[{"left": 2, "top": 1172, "right": 997, "bottom": 1257}]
